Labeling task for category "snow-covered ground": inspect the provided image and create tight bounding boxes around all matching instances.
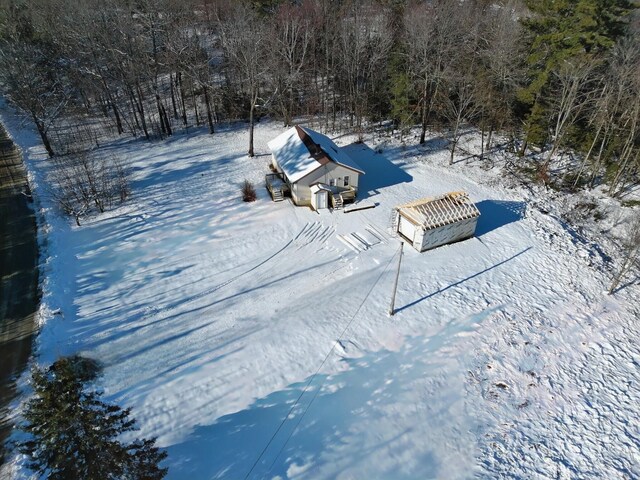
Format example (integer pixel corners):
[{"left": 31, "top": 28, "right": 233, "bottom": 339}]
[{"left": 1, "top": 103, "right": 639, "bottom": 479}]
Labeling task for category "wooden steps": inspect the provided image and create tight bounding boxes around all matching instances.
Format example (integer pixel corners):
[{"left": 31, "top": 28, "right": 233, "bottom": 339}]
[{"left": 272, "top": 189, "right": 283, "bottom": 202}]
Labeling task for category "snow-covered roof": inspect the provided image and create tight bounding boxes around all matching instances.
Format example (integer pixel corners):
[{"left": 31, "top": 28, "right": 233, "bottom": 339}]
[
  {"left": 397, "top": 191, "right": 480, "bottom": 231},
  {"left": 310, "top": 183, "right": 332, "bottom": 193},
  {"left": 267, "top": 126, "right": 364, "bottom": 183}
]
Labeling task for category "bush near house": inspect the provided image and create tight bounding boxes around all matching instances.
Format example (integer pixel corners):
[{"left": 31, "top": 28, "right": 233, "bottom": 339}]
[{"left": 242, "top": 180, "right": 257, "bottom": 202}]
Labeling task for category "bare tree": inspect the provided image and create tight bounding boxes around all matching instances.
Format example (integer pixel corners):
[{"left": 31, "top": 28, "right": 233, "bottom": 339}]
[
  {"left": 216, "top": 1, "right": 269, "bottom": 157},
  {"left": 475, "top": 0, "right": 527, "bottom": 155},
  {"left": 166, "top": 26, "right": 217, "bottom": 134},
  {"left": 541, "top": 58, "right": 597, "bottom": 173},
  {"left": 405, "top": 0, "right": 464, "bottom": 145},
  {"left": 439, "top": 79, "right": 480, "bottom": 165},
  {"left": 0, "top": 38, "right": 68, "bottom": 156},
  {"left": 268, "top": 2, "right": 314, "bottom": 127},
  {"left": 609, "top": 214, "right": 640, "bottom": 294},
  {"left": 48, "top": 150, "right": 130, "bottom": 225},
  {"left": 334, "top": 0, "right": 391, "bottom": 137}
]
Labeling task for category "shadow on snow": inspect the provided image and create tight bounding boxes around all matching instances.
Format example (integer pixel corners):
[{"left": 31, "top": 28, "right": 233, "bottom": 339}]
[
  {"left": 396, "top": 247, "right": 532, "bottom": 314},
  {"left": 475, "top": 200, "right": 527, "bottom": 237},
  {"left": 342, "top": 143, "right": 413, "bottom": 200},
  {"left": 164, "top": 325, "right": 486, "bottom": 480}
]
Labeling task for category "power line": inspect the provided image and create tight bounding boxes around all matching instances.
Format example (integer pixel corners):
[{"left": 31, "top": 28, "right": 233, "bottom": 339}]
[{"left": 243, "top": 244, "right": 401, "bottom": 480}]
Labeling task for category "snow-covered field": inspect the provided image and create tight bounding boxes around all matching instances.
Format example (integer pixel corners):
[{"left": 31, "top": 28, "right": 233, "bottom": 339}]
[{"left": 2, "top": 103, "right": 639, "bottom": 479}]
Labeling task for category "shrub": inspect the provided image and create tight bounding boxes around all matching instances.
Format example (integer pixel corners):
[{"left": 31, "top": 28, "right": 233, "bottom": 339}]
[{"left": 242, "top": 180, "right": 257, "bottom": 202}]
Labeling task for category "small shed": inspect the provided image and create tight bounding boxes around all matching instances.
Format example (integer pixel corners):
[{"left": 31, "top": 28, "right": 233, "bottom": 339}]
[
  {"left": 310, "top": 183, "right": 331, "bottom": 210},
  {"left": 393, "top": 191, "right": 480, "bottom": 252}
]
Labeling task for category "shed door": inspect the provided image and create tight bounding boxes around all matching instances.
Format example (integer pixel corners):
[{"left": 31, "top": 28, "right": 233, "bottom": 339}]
[
  {"left": 316, "top": 190, "right": 328, "bottom": 209},
  {"left": 398, "top": 215, "right": 415, "bottom": 242}
]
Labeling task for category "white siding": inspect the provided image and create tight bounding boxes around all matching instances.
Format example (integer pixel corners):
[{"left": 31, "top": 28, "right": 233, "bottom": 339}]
[
  {"left": 301, "top": 164, "right": 360, "bottom": 191},
  {"left": 311, "top": 190, "right": 328, "bottom": 210},
  {"left": 398, "top": 215, "right": 416, "bottom": 243},
  {"left": 417, "top": 217, "right": 479, "bottom": 252},
  {"left": 292, "top": 182, "right": 312, "bottom": 205},
  {"left": 291, "top": 164, "right": 361, "bottom": 206}
]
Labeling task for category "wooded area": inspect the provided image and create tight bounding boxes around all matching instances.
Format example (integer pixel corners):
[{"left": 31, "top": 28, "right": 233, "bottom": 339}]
[{"left": 0, "top": 0, "right": 638, "bottom": 195}]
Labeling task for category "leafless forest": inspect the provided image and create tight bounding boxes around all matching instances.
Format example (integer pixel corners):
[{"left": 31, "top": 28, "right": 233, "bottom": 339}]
[{"left": 0, "top": 0, "right": 638, "bottom": 196}]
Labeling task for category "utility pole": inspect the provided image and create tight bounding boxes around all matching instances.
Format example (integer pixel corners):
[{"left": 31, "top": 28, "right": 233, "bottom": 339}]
[{"left": 389, "top": 241, "right": 404, "bottom": 316}]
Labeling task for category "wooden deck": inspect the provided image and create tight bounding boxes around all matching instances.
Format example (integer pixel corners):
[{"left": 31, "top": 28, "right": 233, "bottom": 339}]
[
  {"left": 330, "top": 186, "right": 356, "bottom": 209},
  {"left": 265, "top": 173, "right": 291, "bottom": 202}
]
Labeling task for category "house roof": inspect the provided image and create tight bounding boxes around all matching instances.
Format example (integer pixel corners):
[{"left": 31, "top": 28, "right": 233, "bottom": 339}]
[
  {"left": 397, "top": 191, "right": 480, "bottom": 231},
  {"left": 267, "top": 126, "right": 364, "bottom": 183},
  {"left": 310, "top": 183, "right": 332, "bottom": 193}
]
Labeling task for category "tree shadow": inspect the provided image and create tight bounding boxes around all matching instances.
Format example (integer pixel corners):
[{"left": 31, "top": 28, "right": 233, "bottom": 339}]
[
  {"left": 164, "top": 330, "right": 485, "bottom": 480},
  {"left": 342, "top": 143, "right": 413, "bottom": 200},
  {"left": 475, "top": 200, "right": 527, "bottom": 237},
  {"left": 610, "top": 274, "right": 640, "bottom": 295},
  {"left": 396, "top": 247, "right": 532, "bottom": 314}
]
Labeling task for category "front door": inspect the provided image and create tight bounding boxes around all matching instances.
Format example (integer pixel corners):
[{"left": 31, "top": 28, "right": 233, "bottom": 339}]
[{"left": 316, "top": 190, "right": 328, "bottom": 209}]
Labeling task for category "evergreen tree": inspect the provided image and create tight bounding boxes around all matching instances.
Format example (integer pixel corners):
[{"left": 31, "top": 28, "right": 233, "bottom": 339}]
[
  {"left": 521, "top": 0, "right": 634, "bottom": 103},
  {"left": 18, "top": 356, "right": 168, "bottom": 480},
  {"left": 519, "top": 0, "right": 636, "bottom": 150}
]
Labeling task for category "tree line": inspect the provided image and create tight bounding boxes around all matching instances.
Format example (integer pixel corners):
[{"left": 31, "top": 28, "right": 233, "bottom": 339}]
[{"left": 0, "top": 0, "right": 638, "bottom": 195}]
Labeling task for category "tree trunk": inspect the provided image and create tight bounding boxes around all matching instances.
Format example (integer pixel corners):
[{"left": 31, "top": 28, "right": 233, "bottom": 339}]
[
  {"left": 419, "top": 79, "right": 428, "bottom": 144},
  {"left": 486, "top": 124, "right": 493, "bottom": 151},
  {"left": 33, "top": 115, "right": 54, "bottom": 157},
  {"left": 573, "top": 124, "right": 603, "bottom": 189},
  {"left": 111, "top": 102, "right": 124, "bottom": 135},
  {"left": 162, "top": 101, "right": 172, "bottom": 136},
  {"left": 135, "top": 84, "right": 150, "bottom": 140},
  {"left": 155, "top": 95, "right": 166, "bottom": 138},
  {"left": 609, "top": 144, "right": 636, "bottom": 196},
  {"left": 588, "top": 135, "right": 609, "bottom": 188},
  {"left": 248, "top": 92, "right": 256, "bottom": 157},
  {"left": 128, "top": 90, "right": 141, "bottom": 135},
  {"left": 248, "top": 102, "right": 256, "bottom": 157},
  {"left": 202, "top": 84, "right": 215, "bottom": 134},
  {"left": 177, "top": 72, "right": 188, "bottom": 127},
  {"left": 170, "top": 73, "right": 179, "bottom": 119},
  {"left": 192, "top": 86, "right": 200, "bottom": 126},
  {"left": 449, "top": 138, "right": 457, "bottom": 165},
  {"left": 102, "top": 80, "right": 123, "bottom": 135},
  {"left": 518, "top": 136, "right": 528, "bottom": 157},
  {"left": 156, "top": 93, "right": 172, "bottom": 137}
]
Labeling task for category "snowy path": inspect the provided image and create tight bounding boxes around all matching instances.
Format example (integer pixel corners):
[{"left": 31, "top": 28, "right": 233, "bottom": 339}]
[{"left": 1, "top": 116, "right": 638, "bottom": 479}]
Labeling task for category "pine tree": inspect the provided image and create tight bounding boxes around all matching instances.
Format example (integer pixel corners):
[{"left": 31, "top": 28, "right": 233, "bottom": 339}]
[
  {"left": 18, "top": 356, "right": 168, "bottom": 480},
  {"left": 518, "top": 0, "right": 636, "bottom": 151},
  {"left": 521, "top": 0, "right": 634, "bottom": 103}
]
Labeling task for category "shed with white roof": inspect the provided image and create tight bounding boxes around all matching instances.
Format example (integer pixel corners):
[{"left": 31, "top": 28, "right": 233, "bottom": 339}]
[
  {"left": 267, "top": 126, "right": 364, "bottom": 209},
  {"left": 393, "top": 192, "right": 481, "bottom": 252}
]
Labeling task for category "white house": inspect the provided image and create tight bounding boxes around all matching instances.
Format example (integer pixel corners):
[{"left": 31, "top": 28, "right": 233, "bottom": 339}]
[
  {"left": 266, "top": 126, "right": 364, "bottom": 209},
  {"left": 393, "top": 192, "right": 481, "bottom": 252}
]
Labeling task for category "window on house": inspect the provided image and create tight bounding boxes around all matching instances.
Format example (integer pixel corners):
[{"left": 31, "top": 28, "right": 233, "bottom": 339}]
[
  {"left": 344, "top": 176, "right": 350, "bottom": 187},
  {"left": 329, "top": 178, "right": 336, "bottom": 187}
]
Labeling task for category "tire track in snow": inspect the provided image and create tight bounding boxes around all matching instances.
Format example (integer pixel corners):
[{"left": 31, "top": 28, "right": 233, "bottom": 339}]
[
  {"left": 245, "top": 222, "right": 338, "bottom": 289},
  {"left": 146, "top": 223, "right": 312, "bottom": 318}
]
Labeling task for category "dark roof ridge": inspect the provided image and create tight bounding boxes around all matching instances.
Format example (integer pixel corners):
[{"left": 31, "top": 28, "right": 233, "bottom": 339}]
[{"left": 295, "top": 125, "right": 330, "bottom": 165}]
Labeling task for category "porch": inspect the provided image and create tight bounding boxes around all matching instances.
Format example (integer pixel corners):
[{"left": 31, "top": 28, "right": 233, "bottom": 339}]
[
  {"left": 265, "top": 173, "right": 291, "bottom": 202},
  {"left": 328, "top": 185, "right": 357, "bottom": 209}
]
